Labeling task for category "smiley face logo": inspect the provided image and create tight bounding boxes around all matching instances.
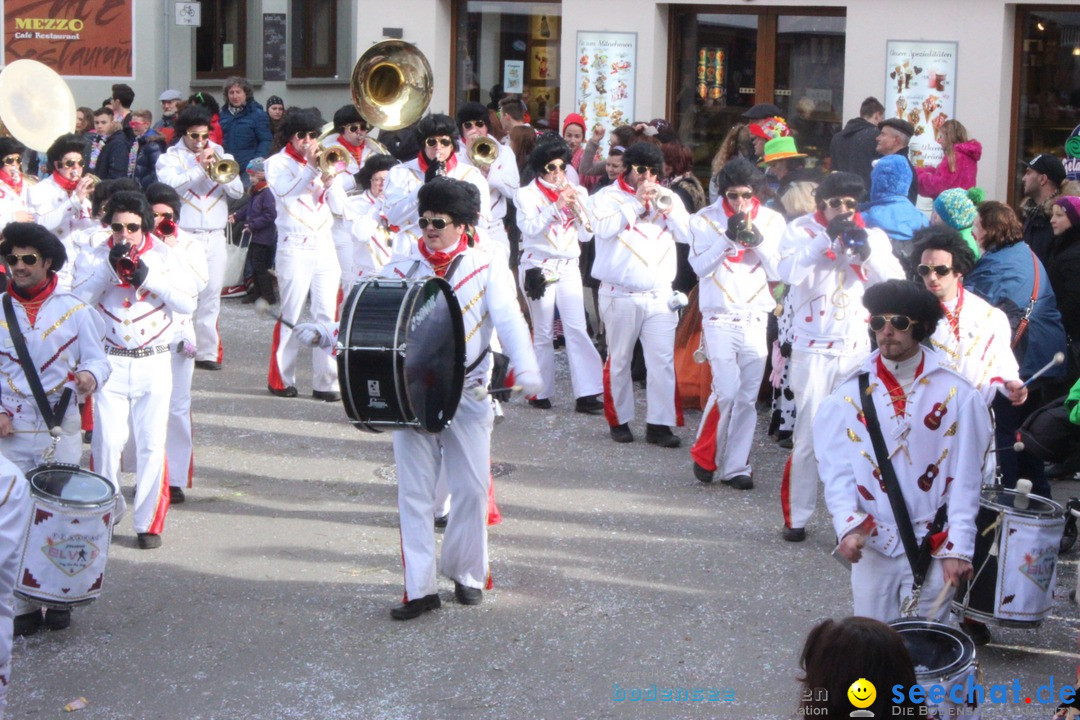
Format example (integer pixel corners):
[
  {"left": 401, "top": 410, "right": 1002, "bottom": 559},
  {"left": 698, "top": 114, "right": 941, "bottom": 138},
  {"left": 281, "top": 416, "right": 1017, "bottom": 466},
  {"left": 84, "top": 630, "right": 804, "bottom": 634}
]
[{"left": 847, "top": 677, "right": 876, "bottom": 709}]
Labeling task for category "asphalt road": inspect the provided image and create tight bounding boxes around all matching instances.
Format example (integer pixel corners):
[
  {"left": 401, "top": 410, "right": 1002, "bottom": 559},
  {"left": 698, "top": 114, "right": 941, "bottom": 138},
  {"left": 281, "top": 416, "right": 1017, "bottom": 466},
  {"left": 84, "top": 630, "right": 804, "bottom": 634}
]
[{"left": 5, "top": 298, "right": 1080, "bottom": 719}]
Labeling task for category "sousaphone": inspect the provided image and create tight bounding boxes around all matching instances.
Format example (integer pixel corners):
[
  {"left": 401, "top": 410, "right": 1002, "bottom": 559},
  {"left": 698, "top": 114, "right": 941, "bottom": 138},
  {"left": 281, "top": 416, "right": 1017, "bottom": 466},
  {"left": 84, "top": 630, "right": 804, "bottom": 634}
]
[
  {"left": 0, "top": 59, "right": 77, "bottom": 152},
  {"left": 350, "top": 40, "right": 433, "bottom": 132}
]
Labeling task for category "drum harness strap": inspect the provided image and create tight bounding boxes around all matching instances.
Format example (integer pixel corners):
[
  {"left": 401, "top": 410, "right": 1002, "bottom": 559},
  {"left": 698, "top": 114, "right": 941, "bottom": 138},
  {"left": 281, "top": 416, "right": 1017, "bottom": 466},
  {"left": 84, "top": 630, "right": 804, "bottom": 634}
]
[
  {"left": 2, "top": 294, "right": 74, "bottom": 463},
  {"left": 859, "top": 372, "right": 948, "bottom": 615}
]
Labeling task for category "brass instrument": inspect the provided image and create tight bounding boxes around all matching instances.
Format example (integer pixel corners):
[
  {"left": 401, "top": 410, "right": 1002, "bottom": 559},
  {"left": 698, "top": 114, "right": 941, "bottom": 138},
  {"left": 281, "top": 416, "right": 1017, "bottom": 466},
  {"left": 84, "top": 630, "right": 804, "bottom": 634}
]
[
  {"left": 315, "top": 125, "right": 353, "bottom": 177},
  {"left": 350, "top": 40, "right": 433, "bottom": 131},
  {"left": 0, "top": 60, "right": 76, "bottom": 152},
  {"left": 466, "top": 136, "right": 499, "bottom": 170},
  {"left": 653, "top": 186, "right": 676, "bottom": 213},
  {"left": 558, "top": 181, "right": 593, "bottom": 233},
  {"left": 206, "top": 151, "right": 240, "bottom": 184}
]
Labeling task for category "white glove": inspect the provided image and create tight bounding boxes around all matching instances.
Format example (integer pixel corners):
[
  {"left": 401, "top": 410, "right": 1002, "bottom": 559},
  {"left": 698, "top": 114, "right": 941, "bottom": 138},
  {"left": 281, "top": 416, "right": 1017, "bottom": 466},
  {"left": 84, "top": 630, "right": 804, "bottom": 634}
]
[
  {"left": 516, "top": 370, "right": 544, "bottom": 398},
  {"left": 668, "top": 291, "right": 689, "bottom": 311},
  {"left": 293, "top": 323, "right": 334, "bottom": 351}
]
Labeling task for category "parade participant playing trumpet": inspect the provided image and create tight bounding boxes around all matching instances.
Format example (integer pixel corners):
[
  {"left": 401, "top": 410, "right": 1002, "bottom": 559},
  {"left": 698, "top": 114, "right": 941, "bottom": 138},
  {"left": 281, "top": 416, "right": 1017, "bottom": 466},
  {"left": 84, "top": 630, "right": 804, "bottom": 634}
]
[
  {"left": 0, "top": 138, "right": 33, "bottom": 233},
  {"left": 342, "top": 154, "right": 399, "bottom": 294},
  {"left": 30, "top": 133, "right": 96, "bottom": 247},
  {"left": 590, "top": 142, "right": 690, "bottom": 446},
  {"left": 383, "top": 113, "right": 491, "bottom": 259},
  {"left": 457, "top": 102, "right": 519, "bottom": 266},
  {"left": 688, "top": 158, "right": 786, "bottom": 489},
  {"left": 156, "top": 105, "right": 244, "bottom": 371},
  {"left": 514, "top": 138, "right": 604, "bottom": 414}
]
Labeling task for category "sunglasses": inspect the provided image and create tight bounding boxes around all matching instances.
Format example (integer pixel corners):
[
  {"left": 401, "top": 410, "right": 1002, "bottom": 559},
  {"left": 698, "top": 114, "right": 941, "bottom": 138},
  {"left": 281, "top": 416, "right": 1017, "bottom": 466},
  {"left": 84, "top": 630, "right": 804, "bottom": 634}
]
[
  {"left": 110, "top": 222, "right": 142, "bottom": 233},
  {"left": 153, "top": 211, "right": 174, "bottom": 221},
  {"left": 293, "top": 130, "right": 320, "bottom": 141},
  {"left": 630, "top": 164, "right": 659, "bottom": 176},
  {"left": 543, "top": 160, "right": 566, "bottom": 174},
  {"left": 425, "top": 137, "right": 455, "bottom": 148},
  {"left": 725, "top": 190, "right": 753, "bottom": 201},
  {"left": 344, "top": 123, "right": 367, "bottom": 134},
  {"left": 418, "top": 217, "right": 450, "bottom": 230},
  {"left": 916, "top": 264, "right": 952, "bottom": 278},
  {"left": 1, "top": 156, "right": 19, "bottom": 167},
  {"left": 869, "top": 314, "right": 913, "bottom": 332},
  {"left": 826, "top": 197, "right": 859, "bottom": 211},
  {"left": 186, "top": 131, "right": 210, "bottom": 141},
  {"left": 62, "top": 158, "right": 85, "bottom": 168},
  {"left": 462, "top": 120, "right": 485, "bottom": 130},
  {"left": 5, "top": 253, "right": 40, "bottom": 266}
]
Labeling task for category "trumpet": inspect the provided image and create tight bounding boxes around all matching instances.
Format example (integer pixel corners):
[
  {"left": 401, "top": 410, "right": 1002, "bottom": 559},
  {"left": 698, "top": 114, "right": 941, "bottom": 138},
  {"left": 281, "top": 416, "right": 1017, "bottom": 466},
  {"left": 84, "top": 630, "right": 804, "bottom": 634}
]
[
  {"left": 653, "top": 186, "right": 676, "bottom": 213},
  {"left": 466, "top": 136, "right": 499, "bottom": 170},
  {"left": 558, "top": 181, "right": 593, "bottom": 233},
  {"left": 206, "top": 152, "right": 240, "bottom": 184},
  {"left": 315, "top": 126, "right": 353, "bottom": 177}
]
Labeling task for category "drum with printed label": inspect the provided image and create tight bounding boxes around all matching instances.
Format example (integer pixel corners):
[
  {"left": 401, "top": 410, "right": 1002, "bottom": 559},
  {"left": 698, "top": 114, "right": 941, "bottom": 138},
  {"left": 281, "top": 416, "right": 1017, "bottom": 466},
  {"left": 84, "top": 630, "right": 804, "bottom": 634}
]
[
  {"left": 337, "top": 277, "right": 465, "bottom": 433},
  {"left": 952, "top": 487, "right": 1065, "bottom": 628},
  {"left": 889, "top": 619, "right": 979, "bottom": 719},
  {"left": 16, "top": 463, "right": 115, "bottom": 608}
]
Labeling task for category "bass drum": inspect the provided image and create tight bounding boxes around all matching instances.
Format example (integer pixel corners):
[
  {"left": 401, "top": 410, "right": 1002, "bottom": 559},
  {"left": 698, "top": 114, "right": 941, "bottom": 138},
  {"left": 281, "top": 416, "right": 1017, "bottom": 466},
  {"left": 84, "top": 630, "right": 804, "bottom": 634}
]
[
  {"left": 338, "top": 277, "right": 465, "bottom": 433},
  {"left": 16, "top": 464, "right": 115, "bottom": 609}
]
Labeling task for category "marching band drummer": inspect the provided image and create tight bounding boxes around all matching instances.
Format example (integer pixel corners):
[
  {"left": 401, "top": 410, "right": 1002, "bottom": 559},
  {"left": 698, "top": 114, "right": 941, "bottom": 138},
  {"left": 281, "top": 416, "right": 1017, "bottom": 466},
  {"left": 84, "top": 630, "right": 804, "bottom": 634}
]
[
  {"left": 0, "top": 138, "right": 34, "bottom": 232},
  {"left": 383, "top": 113, "right": 491, "bottom": 259},
  {"left": 514, "top": 137, "right": 604, "bottom": 414},
  {"left": 341, "top": 154, "right": 399, "bottom": 296},
  {"left": 456, "top": 102, "right": 519, "bottom": 266},
  {"left": 72, "top": 191, "right": 199, "bottom": 550},
  {"left": 263, "top": 107, "right": 340, "bottom": 402},
  {"left": 589, "top": 142, "right": 690, "bottom": 447},
  {"left": 687, "top": 157, "right": 785, "bottom": 490},
  {"left": 0, "top": 223, "right": 109, "bottom": 635},
  {"left": 156, "top": 105, "right": 244, "bottom": 372},
  {"left": 296, "top": 178, "right": 541, "bottom": 620},
  {"left": 29, "top": 133, "right": 95, "bottom": 247}
]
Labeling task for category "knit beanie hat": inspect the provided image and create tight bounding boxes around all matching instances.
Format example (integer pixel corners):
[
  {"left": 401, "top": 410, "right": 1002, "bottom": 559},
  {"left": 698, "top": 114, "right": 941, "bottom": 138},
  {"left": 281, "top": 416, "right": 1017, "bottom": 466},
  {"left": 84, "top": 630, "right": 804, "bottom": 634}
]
[{"left": 933, "top": 188, "right": 978, "bottom": 231}]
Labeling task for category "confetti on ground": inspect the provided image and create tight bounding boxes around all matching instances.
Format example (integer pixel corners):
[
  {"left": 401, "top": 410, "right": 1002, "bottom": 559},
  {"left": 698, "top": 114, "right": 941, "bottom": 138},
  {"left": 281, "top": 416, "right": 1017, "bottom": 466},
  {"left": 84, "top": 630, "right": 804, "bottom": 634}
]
[{"left": 63, "top": 697, "right": 87, "bottom": 712}]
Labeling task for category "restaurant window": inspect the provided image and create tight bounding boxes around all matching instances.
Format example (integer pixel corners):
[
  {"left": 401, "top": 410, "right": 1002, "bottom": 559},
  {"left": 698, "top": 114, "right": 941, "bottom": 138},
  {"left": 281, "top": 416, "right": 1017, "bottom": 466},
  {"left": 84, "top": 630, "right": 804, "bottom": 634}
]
[
  {"left": 670, "top": 7, "right": 845, "bottom": 183},
  {"left": 195, "top": 0, "right": 247, "bottom": 79},
  {"left": 1014, "top": 8, "right": 1080, "bottom": 203},
  {"left": 452, "top": 1, "right": 561, "bottom": 137},
  {"left": 291, "top": 0, "right": 337, "bottom": 78}
]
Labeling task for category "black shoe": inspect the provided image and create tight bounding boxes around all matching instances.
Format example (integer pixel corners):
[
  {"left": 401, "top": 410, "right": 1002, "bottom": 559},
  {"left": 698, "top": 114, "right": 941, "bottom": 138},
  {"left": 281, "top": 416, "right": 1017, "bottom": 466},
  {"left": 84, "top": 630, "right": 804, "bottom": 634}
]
[
  {"left": 241, "top": 294, "right": 258, "bottom": 304},
  {"left": 454, "top": 581, "right": 483, "bottom": 606},
  {"left": 782, "top": 526, "right": 806, "bottom": 542},
  {"left": 528, "top": 397, "right": 552, "bottom": 409},
  {"left": 13, "top": 610, "right": 42, "bottom": 637},
  {"left": 645, "top": 424, "right": 681, "bottom": 448},
  {"left": 777, "top": 434, "right": 794, "bottom": 449},
  {"left": 574, "top": 395, "right": 604, "bottom": 415},
  {"left": 433, "top": 514, "right": 448, "bottom": 529},
  {"left": 610, "top": 423, "right": 634, "bottom": 443},
  {"left": 137, "top": 532, "right": 162, "bottom": 549},
  {"left": 390, "top": 593, "right": 441, "bottom": 620},
  {"left": 722, "top": 474, "right": 754, "bottom": 490},
  {"left": 82, "top": 430, "right": 92, "bottom": 444},
  {"left": 693, "top": 462, "right": 715, "bottom": 483},
  {"left": 961, "top": 620, "right": 992, "bottom": 646},
  {"left": 313, "top": 390, "right": 341, "bottom": 402},
  {"left": 268, "top": 385, "right": 298, "bottom": 398},
  {"left": 170, "top": 486, "right": 186, "bottom": 504},
  {"left": 194, "top": 360, "right": 222, "bottom": 371},
  {"left": 44, "top": 608, "right": 71, "bottom": 631}
]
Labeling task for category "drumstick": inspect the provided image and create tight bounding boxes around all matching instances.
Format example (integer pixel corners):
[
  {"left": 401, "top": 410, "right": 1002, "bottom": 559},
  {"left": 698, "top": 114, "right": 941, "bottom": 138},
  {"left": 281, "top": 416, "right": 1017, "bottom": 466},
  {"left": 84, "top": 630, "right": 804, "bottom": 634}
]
[
  {"left": 253, "top": 298, "right": 296, "bottom": 329},
  {"left": 927, "top": 578, "right": 954, "bottom": 618},
  {"left": 991, "top": 441, "right": 1025, "bottom": 454},
  {"left": 470, "top": 384, "right": 523, "bottom": 401},
  {"left": 1020, "top": 352, "right": 1065, "bottom": 389}
]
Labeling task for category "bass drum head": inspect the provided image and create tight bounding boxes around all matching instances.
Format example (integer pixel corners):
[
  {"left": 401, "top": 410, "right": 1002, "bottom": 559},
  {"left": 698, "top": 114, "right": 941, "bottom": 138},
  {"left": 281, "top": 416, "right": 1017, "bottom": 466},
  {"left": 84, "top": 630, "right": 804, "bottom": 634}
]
[
  {"left": 889, "top": 619, "right": 975, "bottom": 686},
  {"left": 401, "top": 277, "right": 465, "bottom": 433},
  {"left": 27, "top": 464, "right": 115, "bottom": 508}
]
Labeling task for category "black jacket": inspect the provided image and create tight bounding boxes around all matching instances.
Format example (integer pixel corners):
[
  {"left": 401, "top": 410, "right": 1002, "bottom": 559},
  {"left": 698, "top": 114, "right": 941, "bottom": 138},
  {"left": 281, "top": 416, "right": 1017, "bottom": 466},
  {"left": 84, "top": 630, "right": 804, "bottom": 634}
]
[
  {"left": 91, "top": 130, "right": 133, "bottom": 180},
  {"left": 894, "top": 147, "right": 919, "bottom": 204},
  {"left": 1047, "top": 224, "right": 1080, "bottom": 342},
  {"left": 828, "top": 117, "right": 880, "bottom": 193}
]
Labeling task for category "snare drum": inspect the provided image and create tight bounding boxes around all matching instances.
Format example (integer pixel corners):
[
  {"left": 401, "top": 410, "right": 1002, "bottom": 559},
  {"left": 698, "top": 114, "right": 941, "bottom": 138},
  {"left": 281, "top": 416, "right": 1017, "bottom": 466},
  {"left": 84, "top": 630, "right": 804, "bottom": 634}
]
[
  {"left": 337, "top": 277, "right": 465, "bottom": 433},
  {"left": 15, "top": 464, "right": 116, "bottom": 609},
  {"left": 953, "top": 487, "right": 1065, "bottom": 627},
  {"left": 889, "top": 618, "right": 979, "bottom": 719}
]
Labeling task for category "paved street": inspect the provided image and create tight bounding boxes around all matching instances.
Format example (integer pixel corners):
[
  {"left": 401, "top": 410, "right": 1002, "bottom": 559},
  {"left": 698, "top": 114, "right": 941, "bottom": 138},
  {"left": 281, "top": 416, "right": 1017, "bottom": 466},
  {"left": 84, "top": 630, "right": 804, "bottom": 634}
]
[{"left": 5, "top": 298, "right": 1080, "bottom": 719}]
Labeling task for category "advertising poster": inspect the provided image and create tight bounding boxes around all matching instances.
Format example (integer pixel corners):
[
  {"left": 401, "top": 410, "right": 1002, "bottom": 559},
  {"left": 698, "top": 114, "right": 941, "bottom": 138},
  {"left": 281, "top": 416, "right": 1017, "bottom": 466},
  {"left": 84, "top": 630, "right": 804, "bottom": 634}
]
[
  {"left": 883, "top": 40, "right": 957, "bottom": 168},
  {"left": 503, "top": 60, "right": 524, "bottom": 94},
  {"left": 575, "top": 31, "right": 636, "bottom": 140},
  {"left": 4, "top": 0, "right": 134, "bottom": 78}
]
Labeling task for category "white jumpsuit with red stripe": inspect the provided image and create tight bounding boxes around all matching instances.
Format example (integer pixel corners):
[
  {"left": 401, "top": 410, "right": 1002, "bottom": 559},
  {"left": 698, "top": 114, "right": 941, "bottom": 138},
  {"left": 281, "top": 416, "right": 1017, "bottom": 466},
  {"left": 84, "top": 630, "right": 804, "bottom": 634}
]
[
  {"left": 0, "top": 465, "right": 31, "bottom": 716},
  {"left": 687, "top": 200, "right": 785, "bottom": 480},
  {"left": 72, "top": 234, "right": 198, "bottom": 535},
  {"left": 589, "top": 179, "right": 690, "bottom": 427}
]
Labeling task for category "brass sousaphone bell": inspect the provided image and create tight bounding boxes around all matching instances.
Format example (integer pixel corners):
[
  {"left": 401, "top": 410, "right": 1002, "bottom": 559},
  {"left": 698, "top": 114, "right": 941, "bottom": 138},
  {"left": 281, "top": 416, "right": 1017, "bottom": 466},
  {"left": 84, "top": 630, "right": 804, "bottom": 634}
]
[
  {"left": 350, "top": 40, "right": 433, "bottom": 132},
  {"left": 0, "top": 59, "right": 77, "bottom": 153}
]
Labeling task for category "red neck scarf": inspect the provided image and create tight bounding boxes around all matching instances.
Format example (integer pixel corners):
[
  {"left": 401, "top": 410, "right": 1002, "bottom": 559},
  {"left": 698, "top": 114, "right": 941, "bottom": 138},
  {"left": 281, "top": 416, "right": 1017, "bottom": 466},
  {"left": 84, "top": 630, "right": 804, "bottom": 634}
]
[
  {"left": 0, "top": 170, "right": 23, "bottom": 195},
  {"left": 337, "top": 136, "right": 366, "bottom": 164},
  {"left": 52, "top": 172, "right": 79, "bottom": 193},
  {"left": 617, "top": 175, "right": 636, "bottom": 195},
  {"left": 251, "top": 179, "right": 268, "bottom": 193},
  {"left": 941, "top": 284, "right": 964, "bottom": 342},
  {"left": 722, "top": 197, "right": 760, "bottom": 220},
  {"left": 419, "top": 232, "right": 468, "bottom": 277},
  {"left": 284, "top": 143, "right": 307, "bottom": 165},
  {"left": 875, "top": 352, "right": 925, "bottom": 416},
  {"left": 10, "top": 273, "right": 57, "bottom": 325},
  {"left": 535, "top": 178, "right": 561, "bottom": 203},
  {"left": 417, "top": 151, "right": 458, "bottom": 175}
]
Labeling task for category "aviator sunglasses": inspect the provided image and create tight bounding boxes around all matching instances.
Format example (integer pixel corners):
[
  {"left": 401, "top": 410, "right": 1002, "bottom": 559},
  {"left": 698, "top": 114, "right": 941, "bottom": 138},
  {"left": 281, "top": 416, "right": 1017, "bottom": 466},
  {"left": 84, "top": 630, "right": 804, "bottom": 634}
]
[
  {"left": 725, "top": 190, "right": 754, "bottom": 201},
  {"left": 868, "top": 314, "right": 913, "bottom": 332},
  {"left": 110, "top": 222, "right": 142, "bottom": 233},
  {"left": 916, "top": 264, "right": 953, "bottom": 278},
  {"left": 543, "top": 160, "right": 566, "bottom": 174},
  {"left": 5, "top": 253, "right": 40, "bottom": 266},
  {"left": 424, "top": 137, "right": 455, "bottom": 148},
  {"left": 826, "top": 197, "right": 859, "bottom": 211},
  {"left": 418, "top": 217, "right": 450, "bottom": 230}
]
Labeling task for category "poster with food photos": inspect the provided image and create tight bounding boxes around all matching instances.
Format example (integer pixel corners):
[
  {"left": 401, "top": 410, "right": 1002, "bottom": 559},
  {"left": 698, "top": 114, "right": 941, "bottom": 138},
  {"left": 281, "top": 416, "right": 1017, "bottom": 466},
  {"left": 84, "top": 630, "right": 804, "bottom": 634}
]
[
  {"left": 884, "top": 40, "right": 957, "bottom": 169},
  {"left": 575, "top": 32, "right": 637, "bottom": 146}
]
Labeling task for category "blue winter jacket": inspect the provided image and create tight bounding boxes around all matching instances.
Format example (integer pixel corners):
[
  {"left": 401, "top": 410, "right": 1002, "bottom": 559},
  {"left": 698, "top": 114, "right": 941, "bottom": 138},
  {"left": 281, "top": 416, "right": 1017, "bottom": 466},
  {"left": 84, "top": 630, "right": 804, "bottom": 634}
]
[
  {"left": 861, "top": 155, "right": 928, "bottom": 252},
  {"left": 965, "top": 241, "right": 1067, "bottom": 380},
  {"left": 219, "top": 100, "right": 271, "bottom": 176}
]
